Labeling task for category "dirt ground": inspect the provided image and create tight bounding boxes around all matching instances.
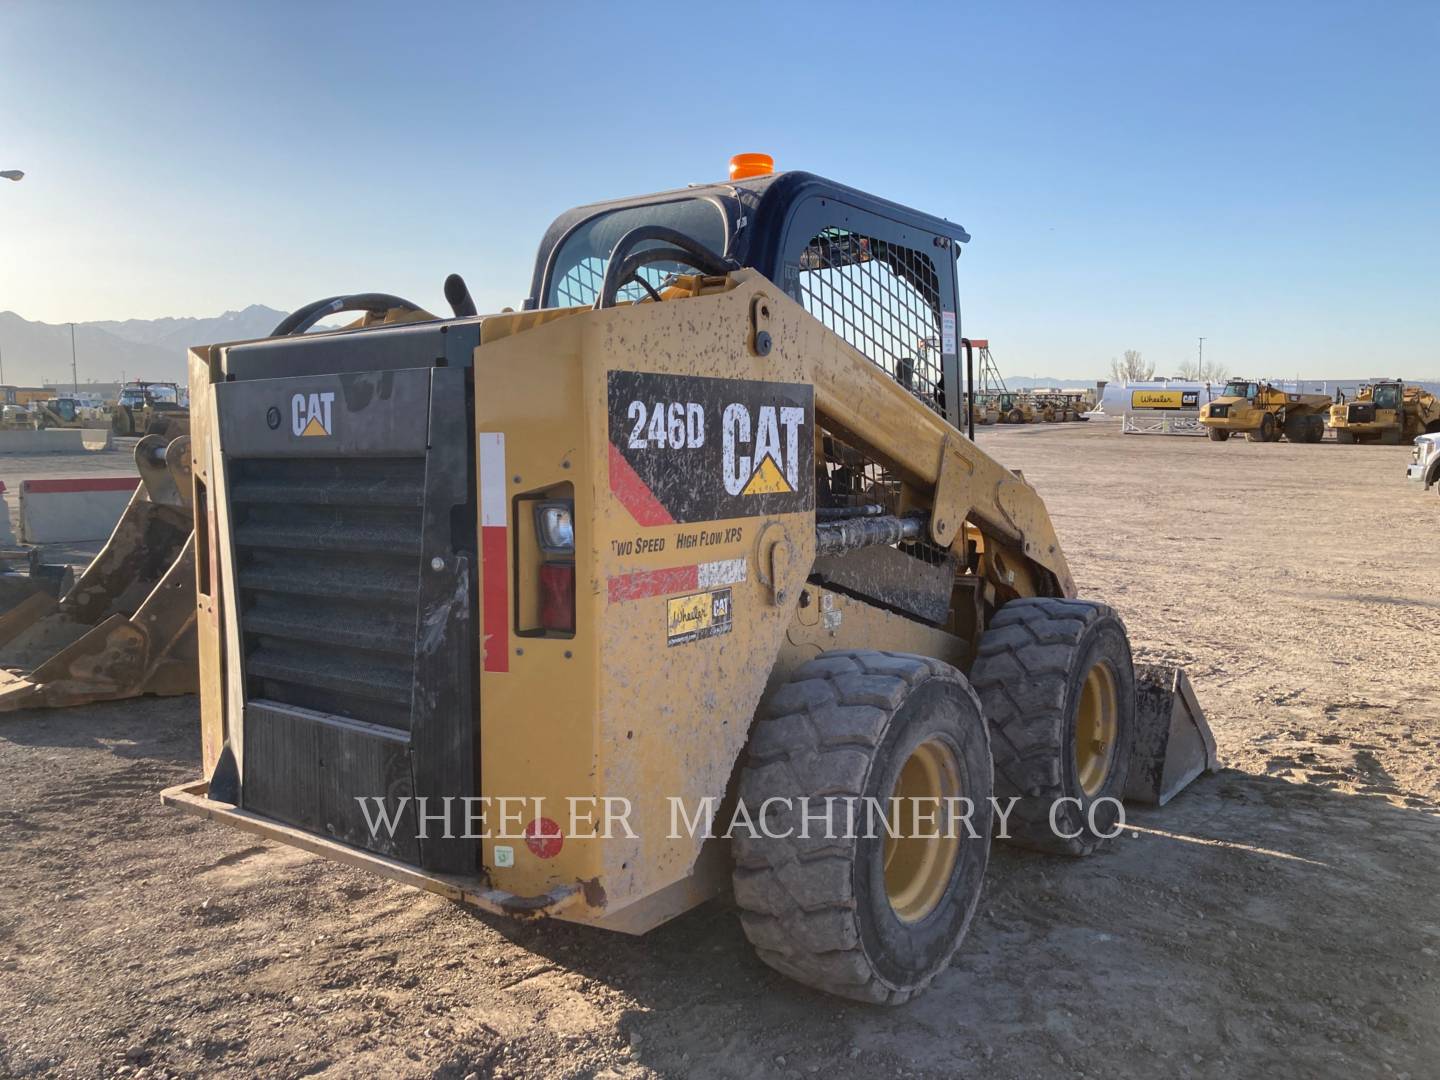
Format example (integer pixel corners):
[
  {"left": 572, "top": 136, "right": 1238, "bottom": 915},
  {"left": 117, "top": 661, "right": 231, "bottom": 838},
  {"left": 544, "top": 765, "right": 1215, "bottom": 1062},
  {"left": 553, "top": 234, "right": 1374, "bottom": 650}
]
[{"left": 1, "top": 423, "right": 1437, "bottom": 1080}]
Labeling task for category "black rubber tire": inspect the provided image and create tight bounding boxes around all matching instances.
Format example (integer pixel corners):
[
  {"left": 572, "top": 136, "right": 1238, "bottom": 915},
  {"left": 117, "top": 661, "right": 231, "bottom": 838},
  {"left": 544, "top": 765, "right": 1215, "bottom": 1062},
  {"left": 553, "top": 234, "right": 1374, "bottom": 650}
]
[
  {"left": 1006, "top": 408, "right": 1024, "bottom": 424},
  {"left": 1246, "top": 413, "right": 1274, "bottom": 443},
  {"left": 112, "top": 409, "right": 133, "bottom": 437},
  {"left": 1284, "top": 415, "right": 1307, "bottom": 443},
  {"left": 733, "top": 650, "right": 993, "bottom": 1004},
  {"left": 1206, "top": 427, "right": 1230, "bottom": 442},
  {"left": 969, "top": 598, "right": 1136, "bottom": 856},
  {"left": 1306, "top": 416, "right": 1325, "bottom": 443}
]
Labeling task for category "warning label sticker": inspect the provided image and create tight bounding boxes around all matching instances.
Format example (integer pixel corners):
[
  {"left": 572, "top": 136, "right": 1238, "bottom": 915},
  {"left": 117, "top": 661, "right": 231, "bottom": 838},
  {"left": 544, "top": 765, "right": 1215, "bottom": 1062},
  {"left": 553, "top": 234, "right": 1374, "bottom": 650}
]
[
  {"left": 666, "top": 588, "right": 733, "bottom": 647},
  {"left": 941, "top": 311, "right": 957, "bottom": 356},
  {"left": 608, "top": 371, "right": 814, "bottom": 525}
]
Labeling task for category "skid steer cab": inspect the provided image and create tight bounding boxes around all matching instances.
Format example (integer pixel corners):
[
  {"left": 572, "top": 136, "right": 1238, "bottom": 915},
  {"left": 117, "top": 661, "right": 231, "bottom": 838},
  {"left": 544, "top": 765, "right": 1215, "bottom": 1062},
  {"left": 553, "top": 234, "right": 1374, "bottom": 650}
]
[{"left": 165, "top": 157, "right": 1215, "bottom": 1004}]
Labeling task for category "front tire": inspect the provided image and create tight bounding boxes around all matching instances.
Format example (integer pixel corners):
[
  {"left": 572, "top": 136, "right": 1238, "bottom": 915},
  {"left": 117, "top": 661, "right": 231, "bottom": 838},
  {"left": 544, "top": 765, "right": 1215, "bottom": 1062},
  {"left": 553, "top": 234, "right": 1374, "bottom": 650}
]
[
  {"left": 1206, "top": 427, "right": 1230, "bottom": 442},
  {"left": 733, "top": 651, "right": 993, "bottom": 1004},
  {"left": 1247, "top": 413, "right": 1276, "bottom": 443},
  {"left": 969, "top": 598, "right": 1136, "bottom": 855}
]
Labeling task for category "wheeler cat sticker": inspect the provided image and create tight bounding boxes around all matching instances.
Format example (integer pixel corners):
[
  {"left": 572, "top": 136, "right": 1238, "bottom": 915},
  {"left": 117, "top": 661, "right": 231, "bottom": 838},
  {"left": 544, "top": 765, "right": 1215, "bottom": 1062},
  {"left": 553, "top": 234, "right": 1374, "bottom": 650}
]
[
  {"left": 666, "top": 588, "right": 734, "bottom": 647},
  {"left": 608, "top": 371, "right": 814, "bottom": 524}
]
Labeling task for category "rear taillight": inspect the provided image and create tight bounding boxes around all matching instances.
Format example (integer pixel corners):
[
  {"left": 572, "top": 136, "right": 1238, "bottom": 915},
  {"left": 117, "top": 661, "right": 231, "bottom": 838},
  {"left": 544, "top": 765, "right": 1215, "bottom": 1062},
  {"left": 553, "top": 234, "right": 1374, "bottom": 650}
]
[
  {"left": 533, "top": 498, "right": 575, "bottom": 633},
  {"left": 539, "top": 562, "right": 575, "bottom": 633}
]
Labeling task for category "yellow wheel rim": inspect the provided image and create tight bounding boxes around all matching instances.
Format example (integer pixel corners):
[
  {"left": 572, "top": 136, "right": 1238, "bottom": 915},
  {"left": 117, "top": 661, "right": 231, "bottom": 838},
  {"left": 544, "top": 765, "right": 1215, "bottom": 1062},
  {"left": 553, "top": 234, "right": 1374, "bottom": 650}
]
[
  {"left": 882, "top": 739, "right": 962, "bottom": 923},
  {"left": 1075, "top": 662, "right": 1119, "bottom": 797}
]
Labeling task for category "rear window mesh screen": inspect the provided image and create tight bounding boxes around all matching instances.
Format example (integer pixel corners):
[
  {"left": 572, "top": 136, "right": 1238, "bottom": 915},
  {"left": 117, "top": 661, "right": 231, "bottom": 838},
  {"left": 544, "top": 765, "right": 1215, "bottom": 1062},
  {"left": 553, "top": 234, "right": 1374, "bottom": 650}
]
[
  {"left": 546, "top": 198, "right": 728, "bottom": 308},
  {"left": 552, "top": 256, "right": 691, "bottom": 308},
  {"left": 797, "top": 228, "right": 945, "bottom": 416}
]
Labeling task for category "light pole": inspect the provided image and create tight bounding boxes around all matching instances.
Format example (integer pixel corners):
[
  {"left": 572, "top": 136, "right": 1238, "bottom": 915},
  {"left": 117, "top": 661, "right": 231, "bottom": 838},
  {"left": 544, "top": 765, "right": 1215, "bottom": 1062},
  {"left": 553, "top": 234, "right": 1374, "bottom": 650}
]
[
  {"left": 69, "top": 323, "right": 79, "bottom": 394},
  {"left": 0, "top": 170, "right": 23, "bottom": 182},
  {"left": 1198, "top": 337, "right": 1206, "bottom": 377}
]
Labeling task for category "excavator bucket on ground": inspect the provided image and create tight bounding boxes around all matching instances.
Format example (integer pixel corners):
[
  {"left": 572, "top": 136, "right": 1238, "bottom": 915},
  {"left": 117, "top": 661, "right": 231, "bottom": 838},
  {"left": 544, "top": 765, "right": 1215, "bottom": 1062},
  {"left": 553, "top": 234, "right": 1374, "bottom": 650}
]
[
  {"left": 0, "top": 434, "right": 196, "bottom": 711},
  {"left": 1126, "top": 664, "right": 1219, "bottom": 805}
]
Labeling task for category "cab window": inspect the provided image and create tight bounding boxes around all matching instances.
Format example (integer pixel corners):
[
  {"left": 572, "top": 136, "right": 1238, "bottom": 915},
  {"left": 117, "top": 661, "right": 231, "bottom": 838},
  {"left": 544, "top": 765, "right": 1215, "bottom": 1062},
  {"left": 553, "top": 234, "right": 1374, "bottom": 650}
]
[{"left": 544, "top": 198, "right": 728, "bottom": 308}]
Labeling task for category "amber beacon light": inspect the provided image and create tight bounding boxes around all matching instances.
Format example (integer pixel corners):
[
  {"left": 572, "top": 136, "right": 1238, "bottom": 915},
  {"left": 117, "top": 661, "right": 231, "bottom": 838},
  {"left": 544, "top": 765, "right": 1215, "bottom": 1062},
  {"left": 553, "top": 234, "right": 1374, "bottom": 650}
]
[{"left": 728, "top": 153, "right": 774, "bottom": 180}]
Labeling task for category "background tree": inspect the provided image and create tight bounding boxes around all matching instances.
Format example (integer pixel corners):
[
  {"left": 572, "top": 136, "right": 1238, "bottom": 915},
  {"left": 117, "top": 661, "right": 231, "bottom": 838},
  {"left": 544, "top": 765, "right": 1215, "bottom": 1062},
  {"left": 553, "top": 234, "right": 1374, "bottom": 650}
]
[
  {"left": 1110, "top": 349, "right": 1155, "bottom": 383},
  {"left": 1176, "top": 357, "right": 1230, "bottom": 383}
]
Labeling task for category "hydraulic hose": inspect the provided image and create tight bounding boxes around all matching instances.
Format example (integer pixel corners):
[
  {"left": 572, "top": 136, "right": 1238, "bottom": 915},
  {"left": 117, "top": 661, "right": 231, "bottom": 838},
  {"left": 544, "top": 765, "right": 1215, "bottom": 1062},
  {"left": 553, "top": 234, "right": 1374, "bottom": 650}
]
[{"left": 597, "top": 226, "right": 736, "bottom": 308}]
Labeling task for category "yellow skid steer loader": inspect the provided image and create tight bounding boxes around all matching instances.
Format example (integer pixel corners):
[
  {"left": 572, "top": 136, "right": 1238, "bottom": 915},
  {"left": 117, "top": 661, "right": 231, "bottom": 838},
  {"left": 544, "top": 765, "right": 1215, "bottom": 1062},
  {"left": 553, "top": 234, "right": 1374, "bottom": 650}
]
[{"left": 163, "top": 159, "right": 1216, "bottom": 1003}]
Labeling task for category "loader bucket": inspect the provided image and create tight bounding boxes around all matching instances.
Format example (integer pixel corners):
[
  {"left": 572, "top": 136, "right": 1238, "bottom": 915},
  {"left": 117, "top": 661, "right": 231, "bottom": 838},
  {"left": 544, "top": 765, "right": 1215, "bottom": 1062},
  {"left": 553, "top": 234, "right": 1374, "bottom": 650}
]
[
  {"left": 0, "top": 434, "right": 197, "bottom": 712},
  {"left": 1125, "top": 664, "right": 1219, "bottom": 805}
]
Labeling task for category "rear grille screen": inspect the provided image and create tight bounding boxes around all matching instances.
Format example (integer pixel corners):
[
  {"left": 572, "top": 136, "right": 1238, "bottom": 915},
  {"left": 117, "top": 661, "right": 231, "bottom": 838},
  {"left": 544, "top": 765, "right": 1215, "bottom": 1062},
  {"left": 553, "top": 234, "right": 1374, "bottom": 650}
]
[{"left": 231, "top": 456, "right": 424, "bottom": 730}]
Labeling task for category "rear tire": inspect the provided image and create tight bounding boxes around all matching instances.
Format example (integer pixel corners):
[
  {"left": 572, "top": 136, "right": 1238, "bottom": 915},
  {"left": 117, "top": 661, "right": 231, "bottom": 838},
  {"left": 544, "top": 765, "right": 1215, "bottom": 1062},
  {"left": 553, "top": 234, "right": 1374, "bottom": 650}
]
[
  {"left": 969, "top": 598, "right": 1136, "bottom": 856},
  {"left": 733, "top": 650, "right": 993, "bottom": 1004},
  {"left": 1306, "top": 416, "right": 1325, "bottom": 443},
  {"left": 1206, "top": 428, "right": 1230, "bottom": 442},
  {"left": 1284, "top": 415, "right": 1307, "bottom": 443}
]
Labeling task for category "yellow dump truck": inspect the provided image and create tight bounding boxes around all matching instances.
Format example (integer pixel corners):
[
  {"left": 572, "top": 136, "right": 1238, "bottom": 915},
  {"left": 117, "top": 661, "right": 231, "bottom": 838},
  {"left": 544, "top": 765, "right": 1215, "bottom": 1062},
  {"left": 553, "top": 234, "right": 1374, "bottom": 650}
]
[
  {"left": 1197, "top": 379, "right": 1330, "bottom": 443},
  {"left": 162, "top": 160, "right": 1214, "bottom": 1004},
  {"left": 1330, "top": 380, "right": 1440, "bottom": 444}
]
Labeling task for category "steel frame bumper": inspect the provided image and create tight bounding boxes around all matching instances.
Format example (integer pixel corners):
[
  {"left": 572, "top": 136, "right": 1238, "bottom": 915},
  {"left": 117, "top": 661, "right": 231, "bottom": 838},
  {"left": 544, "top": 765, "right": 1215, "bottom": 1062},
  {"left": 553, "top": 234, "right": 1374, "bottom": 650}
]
[{"left": 161, "top": 780, "right": 582, "bottom": 920}]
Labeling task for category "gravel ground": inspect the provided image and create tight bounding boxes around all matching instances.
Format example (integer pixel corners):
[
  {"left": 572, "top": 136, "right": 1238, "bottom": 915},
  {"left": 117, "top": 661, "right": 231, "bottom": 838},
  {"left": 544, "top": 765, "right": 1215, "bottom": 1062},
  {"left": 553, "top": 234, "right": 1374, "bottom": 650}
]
[{"left": 0, "top": 422, "right": 1436, "bottom": 1080}]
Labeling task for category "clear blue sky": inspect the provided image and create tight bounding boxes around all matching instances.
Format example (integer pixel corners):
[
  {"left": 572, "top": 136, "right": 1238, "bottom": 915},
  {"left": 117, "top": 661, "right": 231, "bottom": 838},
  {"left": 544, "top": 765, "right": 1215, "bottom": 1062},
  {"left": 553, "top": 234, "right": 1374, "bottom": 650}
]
[{"left": 2, "top": 1, "right": 1436, "bottom": 379}]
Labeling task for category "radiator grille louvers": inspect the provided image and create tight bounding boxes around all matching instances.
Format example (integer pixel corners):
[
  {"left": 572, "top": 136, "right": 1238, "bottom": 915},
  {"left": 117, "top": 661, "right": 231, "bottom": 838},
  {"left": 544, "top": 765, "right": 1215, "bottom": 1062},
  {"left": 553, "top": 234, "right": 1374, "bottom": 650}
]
[{"left": 231, "top": 457, "right": 425, "bottom": 731}]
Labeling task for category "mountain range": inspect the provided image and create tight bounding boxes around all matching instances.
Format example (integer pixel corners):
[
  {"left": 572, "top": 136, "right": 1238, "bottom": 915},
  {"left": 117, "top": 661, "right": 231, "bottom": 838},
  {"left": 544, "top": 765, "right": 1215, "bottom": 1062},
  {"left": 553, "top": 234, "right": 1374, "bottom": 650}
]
[{"left": 0, "top": 306, "right": 287, "bottom": 388}]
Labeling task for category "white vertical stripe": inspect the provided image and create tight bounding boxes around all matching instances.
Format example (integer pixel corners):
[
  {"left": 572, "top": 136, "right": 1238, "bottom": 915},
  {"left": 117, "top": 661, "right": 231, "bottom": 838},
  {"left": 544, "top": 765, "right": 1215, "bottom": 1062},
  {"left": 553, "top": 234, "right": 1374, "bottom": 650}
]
[{"left": 478, "top": 432, "right": 507, "bottom": 526}]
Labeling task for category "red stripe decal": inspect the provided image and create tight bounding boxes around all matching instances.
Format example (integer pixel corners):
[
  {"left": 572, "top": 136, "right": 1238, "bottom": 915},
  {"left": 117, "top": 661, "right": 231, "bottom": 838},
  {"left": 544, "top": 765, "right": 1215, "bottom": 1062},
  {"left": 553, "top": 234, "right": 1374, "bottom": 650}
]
[
  {"left": 22, "top": 477, "right": 140, "bottom": 494},
  {"left": 608, "top": 443, "right": 674, "bottom": 527},
  {"left": 607, "top": 564, "right": 699, "bottom": 604},
  {"left": 481, "top": 525, "right": 509, "bottom": 672}
]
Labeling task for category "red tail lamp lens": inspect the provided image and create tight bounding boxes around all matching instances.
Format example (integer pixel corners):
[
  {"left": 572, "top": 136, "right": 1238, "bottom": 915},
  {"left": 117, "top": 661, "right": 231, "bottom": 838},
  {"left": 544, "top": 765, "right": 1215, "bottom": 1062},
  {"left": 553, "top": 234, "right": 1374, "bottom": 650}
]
[{"left": 539, "top": 562, "right": 575, "bottom": 633}]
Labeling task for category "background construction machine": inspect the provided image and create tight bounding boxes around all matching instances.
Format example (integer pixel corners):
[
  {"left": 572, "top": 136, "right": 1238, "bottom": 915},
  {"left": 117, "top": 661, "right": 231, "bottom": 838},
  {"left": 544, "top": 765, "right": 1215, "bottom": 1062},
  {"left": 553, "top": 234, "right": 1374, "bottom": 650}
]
[
  {"left": 163, "top": 159, "right": 1214, "bottom": 1004},
  {"left": 29, "top": 395, "right": 102, "bottom": 430},
  {"left": 1197, "top": 379, "right": 1330, "bottom": 443},
  {"left": 1329, "top": 379, "right": 1440, "bottom": 444},
  {"left": 111, "top": 380, "right": 189, "bottom": 437}
]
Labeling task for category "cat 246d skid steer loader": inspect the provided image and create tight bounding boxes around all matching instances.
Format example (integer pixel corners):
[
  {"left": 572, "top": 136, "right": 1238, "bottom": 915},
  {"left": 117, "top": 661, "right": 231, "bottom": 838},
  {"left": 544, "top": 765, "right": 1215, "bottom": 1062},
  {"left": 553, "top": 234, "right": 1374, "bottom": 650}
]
[{"left": 164, "top": 156, "right": 1215, "bottom": 1003}]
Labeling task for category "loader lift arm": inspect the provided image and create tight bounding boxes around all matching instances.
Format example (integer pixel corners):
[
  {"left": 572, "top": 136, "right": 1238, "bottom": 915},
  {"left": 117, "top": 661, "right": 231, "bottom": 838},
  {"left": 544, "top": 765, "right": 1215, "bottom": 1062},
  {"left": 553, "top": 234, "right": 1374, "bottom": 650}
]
[{"left": 586, "top": 217, "right": 1073, "bottom": 610}]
